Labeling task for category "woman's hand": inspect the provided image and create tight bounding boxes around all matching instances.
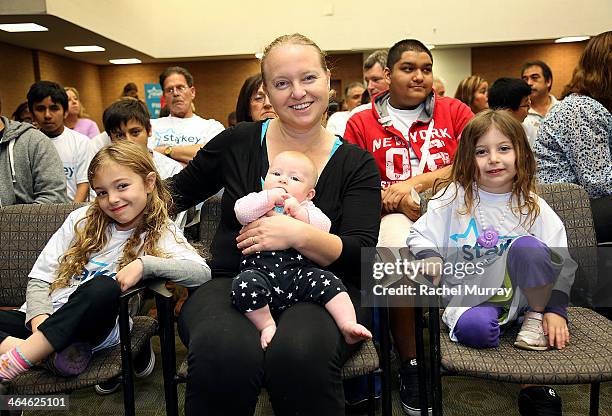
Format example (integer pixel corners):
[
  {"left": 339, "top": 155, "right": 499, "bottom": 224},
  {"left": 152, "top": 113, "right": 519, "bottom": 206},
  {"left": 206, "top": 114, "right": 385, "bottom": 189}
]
[
  {"left": 115, "top": 259, "right": 144, "bottom": 292},
  {"left": 543, "top": 312, "right": 570, "bottom": 349},
  {"left": 237, "top": 214, "right": 304, "bottom": 255}
]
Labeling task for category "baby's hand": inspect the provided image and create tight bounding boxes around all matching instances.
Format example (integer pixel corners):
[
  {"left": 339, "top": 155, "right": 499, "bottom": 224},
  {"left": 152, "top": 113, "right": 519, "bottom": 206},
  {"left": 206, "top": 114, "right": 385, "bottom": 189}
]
[
  {"left": 267, "top": 188, "right": 290, "bottom": 206},
  {"left": 543, "top": 312, "right": 570, "bottom": 349},
  {"left": 283, "top": 197, "right": 302, "bottom": 217},
  {"left": 116, "top": 259, "right": 144, "bottom": 292}
]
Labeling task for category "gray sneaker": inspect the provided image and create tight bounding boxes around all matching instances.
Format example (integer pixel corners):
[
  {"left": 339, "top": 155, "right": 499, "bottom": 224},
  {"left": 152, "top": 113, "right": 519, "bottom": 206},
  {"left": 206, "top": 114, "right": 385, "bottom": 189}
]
[{"left": 514, "top": 312, "right": 550, "bottom": 351}]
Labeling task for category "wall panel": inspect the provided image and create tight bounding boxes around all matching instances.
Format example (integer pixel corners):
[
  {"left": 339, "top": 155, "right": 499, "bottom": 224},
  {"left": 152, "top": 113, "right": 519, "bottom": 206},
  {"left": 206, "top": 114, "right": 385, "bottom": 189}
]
[
  {"left": 0, "top": 41, "right": 36, "bottom": 119},
  {"left": 472, "top": 42, "right": 587, "bottom": 99},
  {"left": 38, "top": 51, "right": 104, "bottom": 128},
  {"left": 98, "top": 53, "right": 363, "bottom": 127}
]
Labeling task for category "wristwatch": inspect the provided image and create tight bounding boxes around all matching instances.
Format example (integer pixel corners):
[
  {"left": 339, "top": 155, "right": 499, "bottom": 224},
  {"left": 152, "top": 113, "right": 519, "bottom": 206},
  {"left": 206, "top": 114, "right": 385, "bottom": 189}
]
[{"left": 164, "top": 146, "right": 174, "bottom": 157}]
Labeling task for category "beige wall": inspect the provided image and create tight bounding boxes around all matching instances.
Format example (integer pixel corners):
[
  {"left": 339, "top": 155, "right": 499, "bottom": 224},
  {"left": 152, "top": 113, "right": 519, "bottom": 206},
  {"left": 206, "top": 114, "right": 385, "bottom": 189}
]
[
  {"left": 0, "top": 41, "right": 35, "bottom": 118},
  {"left": 0, "top": 42, "right": 364, "bottom": 128},
  {"left": 472, "top": 42, "right": 587, "bottom": 99},
  {"left": 0, "top": 40, "right": 589, "bottom": 128},
  {"left": 99, "top": 59, "right": 261, "bottom": 126},
  {"left": 0, "top": 43, "right": 104, "bottom": 127},
  {"left": 98, "top": 53, "right": 363, "bottom": 127},
  {"left": 327, "top": 53, "right": 364, "bottom": 99},
  {"left": 37, "top": 51, "right": 104, "bottom": 127},
  {"left": 45, "top": 0, "right": 610, "bottom": 58},
  {"left": 431, "top": 48, "right": 472, "bottom": 98}
]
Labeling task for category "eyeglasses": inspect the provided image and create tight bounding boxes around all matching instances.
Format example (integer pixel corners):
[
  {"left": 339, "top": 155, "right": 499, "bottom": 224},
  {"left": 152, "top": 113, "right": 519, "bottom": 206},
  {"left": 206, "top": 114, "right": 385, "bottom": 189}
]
[
  {"left": 518, "top": 99, "right": 531, "bottom": 109},
  {"left": 251, "top": 93, "right": 267, "bottom": 103},
  {"left": 164, "top": 85, "right": 190, "bottom": 95}
]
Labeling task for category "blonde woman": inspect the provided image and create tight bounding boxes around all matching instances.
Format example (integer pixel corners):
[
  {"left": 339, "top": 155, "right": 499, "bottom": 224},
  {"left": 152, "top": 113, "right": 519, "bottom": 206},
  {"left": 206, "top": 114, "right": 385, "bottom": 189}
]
[
  {"left": 65, "top": 86, "right": 100, "bottom": 138},
  {"left": 455, "top": 75, "right": 489, "bottom": 114},
  {"left": 169, "top": 34, "right": 381, "bottom": 415}
]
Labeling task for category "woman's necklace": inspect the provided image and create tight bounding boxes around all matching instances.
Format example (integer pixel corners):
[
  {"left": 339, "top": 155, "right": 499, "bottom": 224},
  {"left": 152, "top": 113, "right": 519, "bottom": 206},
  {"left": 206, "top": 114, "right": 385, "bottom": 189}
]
[{"left": 475, "top": 197, "right": 512, "bottom": 249}]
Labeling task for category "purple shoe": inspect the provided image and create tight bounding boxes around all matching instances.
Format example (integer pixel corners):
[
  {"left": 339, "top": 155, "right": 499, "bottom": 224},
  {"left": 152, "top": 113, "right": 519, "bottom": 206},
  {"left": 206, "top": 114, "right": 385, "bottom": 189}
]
[{"left": 45, "top": 342, "right": 92, "bottom": 377}]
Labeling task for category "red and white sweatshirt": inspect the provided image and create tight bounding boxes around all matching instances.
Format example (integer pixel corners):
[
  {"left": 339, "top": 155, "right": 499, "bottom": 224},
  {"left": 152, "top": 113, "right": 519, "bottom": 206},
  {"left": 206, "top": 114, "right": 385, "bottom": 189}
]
[{"left": 344, "top": 91, "right": 473, "bottom": 188}]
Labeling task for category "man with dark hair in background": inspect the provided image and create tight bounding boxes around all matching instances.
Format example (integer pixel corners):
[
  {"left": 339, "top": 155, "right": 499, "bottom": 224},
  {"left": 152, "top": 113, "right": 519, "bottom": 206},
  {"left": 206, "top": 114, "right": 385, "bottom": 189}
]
[
  {"left": 344, "top": 39, "right": 473, "bottom": 416},
  {"left": 488, "top": 77, "right": 536, "bottom": 144},
  {"left": 521, "top": 60, "right": 559, "bottom": 135},
  {"left": 326, "top": 81, "right": 365, "bottom": 136},
  {"left": 0, "top": 94, "right": 68, "bottom": 205},
  {"left": 27, "top": 81, "right": 93, "bottom": 203},
  {"left": 150, "top": 66, "right": 224, "bottom": 164}
]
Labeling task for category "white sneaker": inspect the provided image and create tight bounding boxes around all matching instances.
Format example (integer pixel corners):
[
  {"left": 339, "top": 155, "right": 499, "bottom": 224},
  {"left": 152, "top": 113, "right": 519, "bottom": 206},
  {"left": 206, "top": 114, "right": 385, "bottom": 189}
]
[{"left": 514, "top": 312, "right": 550, "bottom": 351}]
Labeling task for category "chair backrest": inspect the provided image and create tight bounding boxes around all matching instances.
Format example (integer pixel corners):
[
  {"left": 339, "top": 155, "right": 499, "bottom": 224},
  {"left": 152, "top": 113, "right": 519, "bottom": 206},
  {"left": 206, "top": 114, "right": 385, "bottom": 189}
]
[
  {"left": 420, "top": 183, "right": 597, "bottom": 306},
  {"left": 0, "top": 203, "right": 83, "bottom": 307},
  {"left": 534, "top": 183, "right": 598, "bottom": 306},
  {"left": 198, "top": 195, "right": 222, "bottom": 261}
]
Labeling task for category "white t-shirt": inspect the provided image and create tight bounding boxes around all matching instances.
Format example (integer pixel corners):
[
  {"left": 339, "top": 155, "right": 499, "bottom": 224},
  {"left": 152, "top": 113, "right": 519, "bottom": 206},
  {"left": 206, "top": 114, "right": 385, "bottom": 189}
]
[
  {"left": 386, "top": 102, "right": 423, "bottom": 175},
  {"left": 523, "top": 95, "right": 560, "bottom": 135},
  {"left": 20, "top": 205, "right": 207, "bottom": 351},
  {"left": 151, "top": 150, "right": 187, "bottom": 229},
  {"left": 50, "top": 127, "right": 94, "bottom": 200},
  {"left": 349, "top": 103, "right": 371, "bottom": 117},
  {"left": 522, "top": 122, "right": 537, "bottom": 147},
  {"left": 149, "top": 115, "right": 225, "bottom": 148},
  {"left": 326, "top": 111, "right": 351, "bottom": 137},
  {"left": 90, "top": 131, "right": 111, "bottom": 154},
  {"left": 151, "top": 150, "right": 182, "bottom": 179},
  {"left": 407, "top": 184, "right": 576, "bottom": 339}
]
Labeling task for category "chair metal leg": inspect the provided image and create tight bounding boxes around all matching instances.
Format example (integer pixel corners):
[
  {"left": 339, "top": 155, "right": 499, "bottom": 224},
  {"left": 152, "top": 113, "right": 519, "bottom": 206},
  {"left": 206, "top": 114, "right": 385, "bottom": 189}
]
[
  {"left": 367, "top": 372, "right": 376, "bottom": 416},
  {"left": 119, "top": 298, "right": 135, "bottom": 416},
  {"left": 380, "top": 305, "right": 392, "bottom": 416},
  {"left": 590, "top": 382, "right": 600, "bottom": 416},
  {"left": 429, "top": 305, "right": 443, "bottom": 416},
  {"left": 156, "top": 293, "right": 179, "bottom": 416},
  {"left": 414, "top": 307, "right": 429, "bottom": 416}
]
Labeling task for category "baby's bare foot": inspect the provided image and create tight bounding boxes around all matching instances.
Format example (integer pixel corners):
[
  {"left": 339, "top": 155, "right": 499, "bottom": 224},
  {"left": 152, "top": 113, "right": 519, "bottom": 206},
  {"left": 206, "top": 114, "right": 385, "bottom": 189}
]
[
  {"left": 260, "top": 324, "right": 277, "bottom": 350},
  {"left": 340, "top": 322, "right": 372, "bottom": 344}
]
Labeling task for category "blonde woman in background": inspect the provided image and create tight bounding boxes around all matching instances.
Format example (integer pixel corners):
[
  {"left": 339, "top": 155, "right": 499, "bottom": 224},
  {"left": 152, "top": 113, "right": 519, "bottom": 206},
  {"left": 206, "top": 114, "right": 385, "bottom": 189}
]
[
  {"left": 64, "top": 87, "right": 100, "bottom": 138},
  {"left": 455, "top": 75, "right": 489, "bottom": 114}
]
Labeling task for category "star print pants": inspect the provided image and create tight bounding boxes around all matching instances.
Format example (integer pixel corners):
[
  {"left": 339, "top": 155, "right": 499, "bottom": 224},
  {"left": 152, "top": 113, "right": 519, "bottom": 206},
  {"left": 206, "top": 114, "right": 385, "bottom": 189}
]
[{"left": 232, "top": 249, "right": 347, "bottom": 313}]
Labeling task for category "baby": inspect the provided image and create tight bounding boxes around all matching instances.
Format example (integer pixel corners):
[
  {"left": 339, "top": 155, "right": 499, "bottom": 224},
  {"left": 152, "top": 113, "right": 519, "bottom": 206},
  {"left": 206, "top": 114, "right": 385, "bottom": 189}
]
[{"left": 233, "top": 151, "right": 372, "bottom": 349}]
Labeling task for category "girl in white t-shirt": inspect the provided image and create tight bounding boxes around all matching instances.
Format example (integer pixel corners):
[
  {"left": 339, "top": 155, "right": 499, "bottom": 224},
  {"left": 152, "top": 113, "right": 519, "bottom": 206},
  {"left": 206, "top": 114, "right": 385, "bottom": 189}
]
[
  {"left": 407, "top": 110, "right": 576, "bottom": 413},
  {"left": 0, "top": 141, "right": 210, "bottom": 381}
]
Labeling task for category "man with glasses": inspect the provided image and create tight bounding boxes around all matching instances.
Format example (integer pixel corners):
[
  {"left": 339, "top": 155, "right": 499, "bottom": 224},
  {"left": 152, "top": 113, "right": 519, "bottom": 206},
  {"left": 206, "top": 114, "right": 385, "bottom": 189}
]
[
  {"left": 151, "top": 66, "right": 224, "bottom": 164},
  {"left": 488, "top": 77, "right": 536, "bottom": 145}
]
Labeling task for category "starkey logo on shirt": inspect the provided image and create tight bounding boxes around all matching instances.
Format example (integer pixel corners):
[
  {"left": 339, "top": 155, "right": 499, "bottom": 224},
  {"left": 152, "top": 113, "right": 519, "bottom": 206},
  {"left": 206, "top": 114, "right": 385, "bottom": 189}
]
[
  {"left": 72, "top": 259, "right": 117, "bottom": 285},
  {"left": 63, "top": 165, "right": 75, "bottom": 179},
  {"left": 154, "top": 129, "right": 201, "bottom": 145},
  {"left": 450, "top": 218, "right": 516, "bottom": 261}
]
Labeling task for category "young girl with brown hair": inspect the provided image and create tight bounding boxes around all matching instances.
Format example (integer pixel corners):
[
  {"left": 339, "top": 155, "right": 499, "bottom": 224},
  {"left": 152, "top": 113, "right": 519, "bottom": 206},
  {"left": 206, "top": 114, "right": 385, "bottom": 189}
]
[{"left": 408, "top": 109, "right": 576, "bottom": 415}]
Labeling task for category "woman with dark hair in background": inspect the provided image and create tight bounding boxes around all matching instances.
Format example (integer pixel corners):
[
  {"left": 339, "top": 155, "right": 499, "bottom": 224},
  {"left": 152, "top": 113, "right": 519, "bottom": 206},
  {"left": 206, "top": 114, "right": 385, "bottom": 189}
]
[
  {"left": 121, "top": 82, "right": 139, "bottom": 100},
  {"left": 455, "top": 75, "right": 489, "bottom": 114},
  {"left": 12, "top": 102, "right": 33, "bottom": 124},
  {"left": 535, "top": 31, "right": 612, "bottom": 244},
  {"left": 235, "top": 74, "right": 277, "bottom": 123}
]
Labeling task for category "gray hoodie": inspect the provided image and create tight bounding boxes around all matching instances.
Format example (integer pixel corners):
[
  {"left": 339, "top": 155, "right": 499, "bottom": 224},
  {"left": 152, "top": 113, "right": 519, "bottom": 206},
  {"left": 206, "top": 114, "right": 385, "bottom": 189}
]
[{"left": 0, "top": 116, "right": 68, "bottom": 205}]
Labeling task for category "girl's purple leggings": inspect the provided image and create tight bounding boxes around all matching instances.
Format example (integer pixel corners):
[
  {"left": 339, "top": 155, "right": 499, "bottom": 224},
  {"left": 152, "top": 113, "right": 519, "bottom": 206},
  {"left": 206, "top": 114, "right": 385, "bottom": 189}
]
[{"left": 453, "top": 235, "right": 556, "bottom": 348}]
